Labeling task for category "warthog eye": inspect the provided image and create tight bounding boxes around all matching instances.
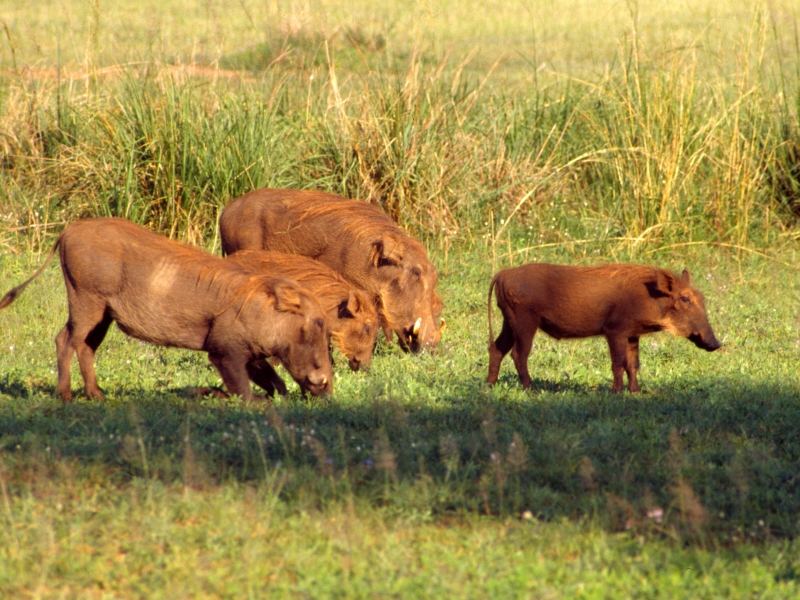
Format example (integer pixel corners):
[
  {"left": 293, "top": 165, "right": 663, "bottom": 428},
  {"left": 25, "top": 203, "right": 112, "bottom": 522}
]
[
  {"left": 679, "top": 295, "right": 691, "bottom": 305},
  {"left": 378, "top": 257, "right": 400, "bottom": 268},
  {"left": 411, "top": 266, "right": 422, "bottom": 279}
]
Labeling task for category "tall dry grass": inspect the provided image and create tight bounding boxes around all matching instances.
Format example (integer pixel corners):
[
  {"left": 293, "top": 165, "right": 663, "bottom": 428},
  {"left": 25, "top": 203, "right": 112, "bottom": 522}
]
[{"left": 0, "top": 4, "right": 798, "bottom": 254}]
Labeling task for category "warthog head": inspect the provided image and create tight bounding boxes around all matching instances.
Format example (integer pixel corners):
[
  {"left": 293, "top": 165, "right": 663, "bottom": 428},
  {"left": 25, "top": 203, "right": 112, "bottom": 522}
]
[
  {"left": 370, "top": 234, "right": 444, "bottom": 352},
  {"left": 268, "top": 281, "right": 334, "bottom": 395},
  {"left": 649, "top": 269, "right": 721, "bottom": 352},
  {"left": 333, "top": 288, "right": 380, "bottom": 371}
]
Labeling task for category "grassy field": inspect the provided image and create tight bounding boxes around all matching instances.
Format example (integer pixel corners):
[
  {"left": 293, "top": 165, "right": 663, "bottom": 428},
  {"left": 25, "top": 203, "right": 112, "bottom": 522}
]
[
  {"left": 2, "top": 245, "right": 799, "bottom": 595},
  {"left": 2, "top": 0, "right": 800, "bottom": 596}
]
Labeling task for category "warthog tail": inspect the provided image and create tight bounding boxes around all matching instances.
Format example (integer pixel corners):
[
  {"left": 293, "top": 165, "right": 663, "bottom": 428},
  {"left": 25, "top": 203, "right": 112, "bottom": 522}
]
[
  {"left": 487, "top": 274, "right": 499, "bottom": 345},
  {"left": 0, "top": 239, "right": 60, "bottom": 310}
]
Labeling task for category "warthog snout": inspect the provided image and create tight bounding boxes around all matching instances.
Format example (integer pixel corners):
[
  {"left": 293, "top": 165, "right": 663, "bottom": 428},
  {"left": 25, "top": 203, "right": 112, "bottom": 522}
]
[
  {"left": 401, "top": 315, "right": 443, "bottom": 353},
  {"left": 304, "top": 372, "right": 331, "bottom": 396},
  {"left": 689, "top": 331, "right": 721, "bottom": 352}
]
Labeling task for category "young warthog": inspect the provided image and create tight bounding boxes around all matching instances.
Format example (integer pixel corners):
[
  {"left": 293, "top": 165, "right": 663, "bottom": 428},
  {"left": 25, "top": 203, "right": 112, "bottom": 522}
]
[
  {"left": 0, "top": 218, "right": 333, "bottom": 401},
  {"left": 219, "top": 188, "right": 444, "bottom": 352},
  {"left": 487, "top": 263, "right": 721, "bottom": 392},
  {"left": 226, "top": 250, "right": 379, "bottom": 371}
]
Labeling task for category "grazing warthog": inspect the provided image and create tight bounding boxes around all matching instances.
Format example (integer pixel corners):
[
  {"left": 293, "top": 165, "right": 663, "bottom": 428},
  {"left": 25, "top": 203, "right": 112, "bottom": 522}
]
[
  {"left": 219, "top": 188, "right": 444, "bottom": 352},
  {"left": 486, "top": 263, "right": 721, "bottom": 392},
  {"left": 0, "top": 218, "right": 333, "bottom": 401},
  {"left": 226, "top": 250, "right": 379, "bottom": 371}
]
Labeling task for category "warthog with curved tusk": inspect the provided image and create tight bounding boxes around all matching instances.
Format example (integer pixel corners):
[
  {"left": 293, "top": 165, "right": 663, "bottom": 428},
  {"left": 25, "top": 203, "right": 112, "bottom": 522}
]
[{"left": 220, "top": 188, "right": 444, "bottom": 352}]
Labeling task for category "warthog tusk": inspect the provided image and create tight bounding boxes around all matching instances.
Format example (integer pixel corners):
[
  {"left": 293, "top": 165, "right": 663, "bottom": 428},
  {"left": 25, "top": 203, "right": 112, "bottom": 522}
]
[
  {"left": 412, "top": 317, "right": 422, "bottom": 336},
  {"left": 439, "top": 318, "right": 446, "bottom": 332}
]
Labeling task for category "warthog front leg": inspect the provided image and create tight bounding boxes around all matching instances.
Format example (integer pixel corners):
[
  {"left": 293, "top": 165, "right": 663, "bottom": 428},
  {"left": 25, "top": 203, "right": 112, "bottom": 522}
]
[
  {"left": 625, "top": 336, "right": 641, "bottom": 393},
  {"left": 208, "top": 353, "right": 253, "bottom": 401},
  {"left": 606, "top": 334, "right": 629, "bottom": 393},
  {"left": 246, "top": 359, "right": 287, "bottom": 397}
]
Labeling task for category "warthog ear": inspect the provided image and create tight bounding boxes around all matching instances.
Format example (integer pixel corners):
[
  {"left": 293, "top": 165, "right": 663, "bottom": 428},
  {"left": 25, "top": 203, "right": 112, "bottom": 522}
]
[
  {"left": 645, "top": 270, "right": 675, "bottom": 299},
  {"left": 272, "top": 282, "right": 303, "bottom": 314},
  {"left": 680, "top": 269, "right": 692, "bottom": 285},
  {"left": 301, "top": 317, "right": 326, "bottom": 343},
  {"left": 337, "top": 292, "right": 360, "bottom": 319},
  {"left": 370, "top": 235, "right": 403, "bottom": 268}
]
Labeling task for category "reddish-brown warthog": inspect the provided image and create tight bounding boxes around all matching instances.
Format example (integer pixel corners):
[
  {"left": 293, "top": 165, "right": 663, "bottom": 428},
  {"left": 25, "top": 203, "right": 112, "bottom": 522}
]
[
  {"left": 219, "top": 188, "right": 444, "bottom": 352},
  {"left": 486, "top": 263, "right": 721, "bottom": 392},
  {"left": 0, "top": 218, "right": 333, "bottom": 401},
  {"left": 226, "top": 250, "right": 379, "bottom": 371}
]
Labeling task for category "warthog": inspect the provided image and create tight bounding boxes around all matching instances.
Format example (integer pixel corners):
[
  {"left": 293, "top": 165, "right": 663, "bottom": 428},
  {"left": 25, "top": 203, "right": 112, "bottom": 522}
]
[
  {"left": 219, "top": 188, "right": 444, "bottom": 352},
  {"left": 487, "top": 263, "right": 721, "bottom": 392},
  {"left": 226, "top": 250, "right": 379, "bottom": 371},
  {"left": 0, "top": 218, "right": 333, "bottom": 401}
]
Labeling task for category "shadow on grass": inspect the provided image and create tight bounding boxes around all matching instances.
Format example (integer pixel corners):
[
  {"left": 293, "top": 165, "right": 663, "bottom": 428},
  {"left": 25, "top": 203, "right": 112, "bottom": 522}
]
[
  {"left": 491, "top": 372, "right": 592, "bottom": 394},
  {"left": 0, "top": 375, "right": 798, "bottom": 542}
]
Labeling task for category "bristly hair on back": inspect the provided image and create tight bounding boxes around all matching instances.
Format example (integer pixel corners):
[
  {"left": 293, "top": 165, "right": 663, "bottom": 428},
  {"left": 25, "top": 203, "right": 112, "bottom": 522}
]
[
  {"left": 227, "top": 250, "right": 378, "bottom": 320},
  {"left": 106, "top": 218, "right": 307, "bottom": 317},
  {"left": 287, "top": 193, "right": 429, "bottom": 256}
]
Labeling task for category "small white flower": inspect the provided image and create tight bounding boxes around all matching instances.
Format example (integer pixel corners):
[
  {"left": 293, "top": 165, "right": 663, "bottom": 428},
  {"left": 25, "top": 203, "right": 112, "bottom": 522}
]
[{"left": 646, "top": 507, "right": 664, "bottom": 523}]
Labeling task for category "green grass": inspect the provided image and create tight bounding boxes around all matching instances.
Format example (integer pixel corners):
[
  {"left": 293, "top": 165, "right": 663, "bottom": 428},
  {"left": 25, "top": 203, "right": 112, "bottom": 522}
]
[
  {"left": 2, "top": 490, "right": 799, "bottom": 598},
  {"left": 1, "top": 242, "right": 799, "bottom": 595},
  {"left": 2, "top": 0, "right": 800, "bottom": 595}
]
